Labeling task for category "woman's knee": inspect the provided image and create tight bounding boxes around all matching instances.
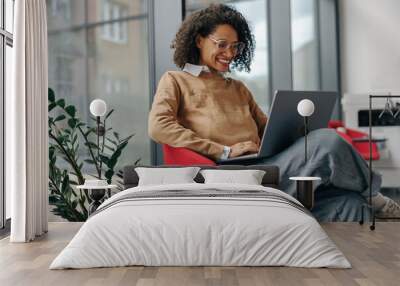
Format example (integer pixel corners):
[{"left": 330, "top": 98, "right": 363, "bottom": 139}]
[{"left": 308, "top": 128, "right": 351, "bottom": 154}]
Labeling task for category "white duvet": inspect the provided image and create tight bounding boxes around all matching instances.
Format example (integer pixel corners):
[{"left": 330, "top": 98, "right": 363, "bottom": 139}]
[{"left": 50, "top": 183, "right": 351, "bottom": 269}]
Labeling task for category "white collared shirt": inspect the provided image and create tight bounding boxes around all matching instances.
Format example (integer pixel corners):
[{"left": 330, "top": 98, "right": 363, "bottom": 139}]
[
  {"left": 182, "top": 63, "right": 211, "bottom": 77},
  {"left": 182, "top": 63, "right": 231, "bottom": 159}
]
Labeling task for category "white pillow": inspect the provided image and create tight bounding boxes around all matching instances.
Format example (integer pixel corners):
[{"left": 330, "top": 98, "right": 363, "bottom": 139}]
[
  {"left": 200, "top": 169, "right": 266, "bottom": 185},
  {"left": 135, "top": 167, "right": 200, "bottom": 186}
]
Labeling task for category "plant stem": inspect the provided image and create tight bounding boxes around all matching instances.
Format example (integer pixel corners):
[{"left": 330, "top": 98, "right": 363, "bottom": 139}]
[
  {"left": 99, "top": 118, "right": 106, "bottom": 177},
  {"left": 76, "top": 125, "right": 102, "bottom": 179},
  {"left": 49, "top": 132, "right": 84, "bottom": 184}
]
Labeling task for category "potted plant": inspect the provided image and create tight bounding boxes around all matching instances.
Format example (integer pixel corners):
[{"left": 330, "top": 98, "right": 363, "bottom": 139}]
[{"left": 48, "top": 88, "right": 138, "bottom": 221}]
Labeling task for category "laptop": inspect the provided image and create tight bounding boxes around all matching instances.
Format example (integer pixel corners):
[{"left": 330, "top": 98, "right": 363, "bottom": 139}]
[{"left": 217, "top": 90, "right": 338, "bottom": 163}]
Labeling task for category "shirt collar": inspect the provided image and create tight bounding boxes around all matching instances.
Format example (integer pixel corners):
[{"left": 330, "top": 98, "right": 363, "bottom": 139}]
[{"left": 182, "top": 63, "right": 210, "bottom": 77}]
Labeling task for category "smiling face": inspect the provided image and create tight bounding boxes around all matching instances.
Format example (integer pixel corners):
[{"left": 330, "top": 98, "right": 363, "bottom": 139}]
[{"left": 196, "top": 24, "right": 239, "bottom": 73}]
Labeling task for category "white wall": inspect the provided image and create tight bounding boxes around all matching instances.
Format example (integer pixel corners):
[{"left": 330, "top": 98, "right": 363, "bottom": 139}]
[
  {"left": 340, "top": 0, "right": 400, "bottom": 94},
  {"left": 339, "top": 0, "right": 400, "bottom": 187}
]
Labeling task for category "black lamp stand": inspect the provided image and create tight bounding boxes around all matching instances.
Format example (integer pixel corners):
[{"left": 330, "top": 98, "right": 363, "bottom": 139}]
[{"left": 304, "top": 116, "right": 309, "bottom": 164}]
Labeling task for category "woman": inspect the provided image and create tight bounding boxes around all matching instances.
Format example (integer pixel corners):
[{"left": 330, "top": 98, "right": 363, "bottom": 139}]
[{"left": 148, "top": 4, "right": 399, "bottom": 219}]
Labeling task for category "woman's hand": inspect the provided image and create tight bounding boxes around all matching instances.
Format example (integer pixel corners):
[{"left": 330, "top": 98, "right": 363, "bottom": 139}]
[{"left": 229, "top": 141, "right": 259, "bottom": 158}]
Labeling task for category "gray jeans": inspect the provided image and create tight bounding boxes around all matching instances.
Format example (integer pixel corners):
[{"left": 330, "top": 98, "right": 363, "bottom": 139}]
[{"left": 250, "top": 128, "right": 381, "bottom": 199}]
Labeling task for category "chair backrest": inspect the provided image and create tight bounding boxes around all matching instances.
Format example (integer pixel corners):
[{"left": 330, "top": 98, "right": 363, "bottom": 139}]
[
  {"left": 328, "top": 120, "right": 344, "bottom": 129},
  {"left": 162, "top": 144, "right": 216, "bottom": 166}
]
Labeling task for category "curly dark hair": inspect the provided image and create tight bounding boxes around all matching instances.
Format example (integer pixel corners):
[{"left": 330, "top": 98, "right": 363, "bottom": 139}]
[{"left": 171, "top": 4, "right": 255, "bottom": 73}]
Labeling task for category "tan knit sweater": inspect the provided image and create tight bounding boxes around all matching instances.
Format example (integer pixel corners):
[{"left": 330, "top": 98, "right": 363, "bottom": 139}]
[{"left": 148, "top": 71, "right": 268, "bottom": 160}]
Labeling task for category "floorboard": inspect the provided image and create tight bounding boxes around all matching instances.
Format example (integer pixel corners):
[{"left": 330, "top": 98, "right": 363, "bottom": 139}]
[{"left": 0, "top": 222, "right": 399, "bottom": 286}]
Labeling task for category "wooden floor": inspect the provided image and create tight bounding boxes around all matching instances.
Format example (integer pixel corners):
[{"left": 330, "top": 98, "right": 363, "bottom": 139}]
[{"left": 0, "top": 223, "right": 399, "bottom": 286}]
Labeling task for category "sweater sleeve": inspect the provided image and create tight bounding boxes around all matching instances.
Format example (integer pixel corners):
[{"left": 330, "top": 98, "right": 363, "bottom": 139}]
[
  {"left": 148, "top": 72, "right": 224, "bottom": 160},
  {"left": 240, "top": 82, "right": 268, "bottom": 139}
]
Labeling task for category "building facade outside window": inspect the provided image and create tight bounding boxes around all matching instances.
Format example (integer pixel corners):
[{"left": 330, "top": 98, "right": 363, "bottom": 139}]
[
  {"left": 101, "top": 0, "right": 129, "bottom": 43},
  {"left": 47, "top": 0, "right": 151, "bottom": 175}
]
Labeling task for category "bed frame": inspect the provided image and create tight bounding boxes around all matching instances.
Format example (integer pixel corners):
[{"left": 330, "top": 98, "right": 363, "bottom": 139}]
[{"left": 123, "top": 165, "right": 280, "bottom": 189}]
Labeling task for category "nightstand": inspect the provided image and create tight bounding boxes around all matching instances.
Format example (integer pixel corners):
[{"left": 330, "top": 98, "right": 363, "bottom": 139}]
[
  {"left": 289, "top": 177, "right": 321, "bottom": 210},
  {"left": 77, "top": 184, "right": 117, "bottom": 215}
]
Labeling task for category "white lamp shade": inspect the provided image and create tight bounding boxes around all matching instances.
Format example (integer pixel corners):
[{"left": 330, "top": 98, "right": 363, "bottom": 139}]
[
  {"left": 297, "top": 99, "right": 315, "bottom": 117},
  {"left": 90, "top": 99, "right": 107, "bottom": 117}
]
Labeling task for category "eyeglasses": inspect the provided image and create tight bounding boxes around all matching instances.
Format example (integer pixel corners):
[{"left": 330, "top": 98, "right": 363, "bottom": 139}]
[{"left": 208, "top": 36, "right": 245, "bottom": 55}]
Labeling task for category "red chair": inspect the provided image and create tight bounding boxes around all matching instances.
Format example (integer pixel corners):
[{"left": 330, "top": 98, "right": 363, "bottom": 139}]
[
  {"left": 162, "top": 144, "right": 216, "bottom": 166},
  {"left": 328, "top": 120, "right": 380, "bottom": 160}
]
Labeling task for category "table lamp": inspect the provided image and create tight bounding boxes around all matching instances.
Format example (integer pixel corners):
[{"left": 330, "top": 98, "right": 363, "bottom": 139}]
[
  {"left": 297, "top": 99, "right": 315, "bottom": 164},
  {"left": 89, "top": 99, "right": 107, "bottom": 179}
]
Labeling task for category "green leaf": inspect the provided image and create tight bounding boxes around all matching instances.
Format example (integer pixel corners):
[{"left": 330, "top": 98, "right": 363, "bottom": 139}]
[
  {"left": 84, "top": 159, "right": 96, "bottom": 164},
  {"left": 48, "top": 102, "right": 57, "bottom": 112},
  {"left": 110, "top": 149, "right": 122, "bottom": 160},
  {"left": 61, "top": 173, "right": 69, "bottom": 193},
  {"left": 48, "top": 88, "right": 55, "bottom": 103},
  {"left": 49, "top": 195, "right": 59, "bottom": 204},
  {"left": 105, "top": 169, "right": 114, "bottom": 183},
  {"left": 74, "top": 144, "right": 80, "bottom": 154},
  {"left": 121, "top": 133, "right": 135, "bottom": 142},
  {"left": 105, "top": 109, "right": 114, "bottom": 119},
  {"left": 56, "top": 99, "right": 65, "bottom": 108},
  {"left": 103, "top": 144, "right": 114, "bottom": 152},
  {"left": 65, "top": 105, "right": 76, "bottom": 118},
  {"left": 49, "top": 146, "right": 55, "bottom": 158},
  {"left": 68, "top": 118, "right": 77, "bottom": 129},
  {"left": 116, "top": 142, "right": 128, "bottom": 153},
  {"left": 100, "top": 154, "right": 109, "bottom": 164},
  {"left": 54, "top": 115, "right": 66, "bottom": 122},
  {"left": 84, "top": 141, "right": 99, "bottom": 149},
  {"left": 107, "top": 157, "right": 118, "bottom": 169},
  {"left": 113, "top": 132, "right": 120, "bottom": 141},
  {"left": 84, "top": 128, "right": 95, "bottom": 137},
  {"left": 57, "top": 135, "right": 66, "bottom": 144},
  {"left": 106, "top": 137, "right": 117, "bottom": 146}
]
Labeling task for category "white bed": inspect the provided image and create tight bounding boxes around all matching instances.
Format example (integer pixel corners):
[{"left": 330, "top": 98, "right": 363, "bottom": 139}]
[{"left": 50, "top": 183, "right": 351, "bottom": 269}]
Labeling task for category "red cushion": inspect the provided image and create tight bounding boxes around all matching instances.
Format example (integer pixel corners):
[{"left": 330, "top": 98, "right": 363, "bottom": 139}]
[{"left": 162, "top": 145, "right": 216, "bottom": 166}]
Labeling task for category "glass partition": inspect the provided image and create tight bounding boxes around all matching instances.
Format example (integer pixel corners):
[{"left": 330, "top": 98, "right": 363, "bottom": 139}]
[
  {"left": 5, "top": 0, "right": 14, "bottom": 33},
  {"left": 290, "top": 0, "right": 320, "bottom": 90},
  {"left": 47, "top": 0, "right": 151, "bottom": 168}
]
